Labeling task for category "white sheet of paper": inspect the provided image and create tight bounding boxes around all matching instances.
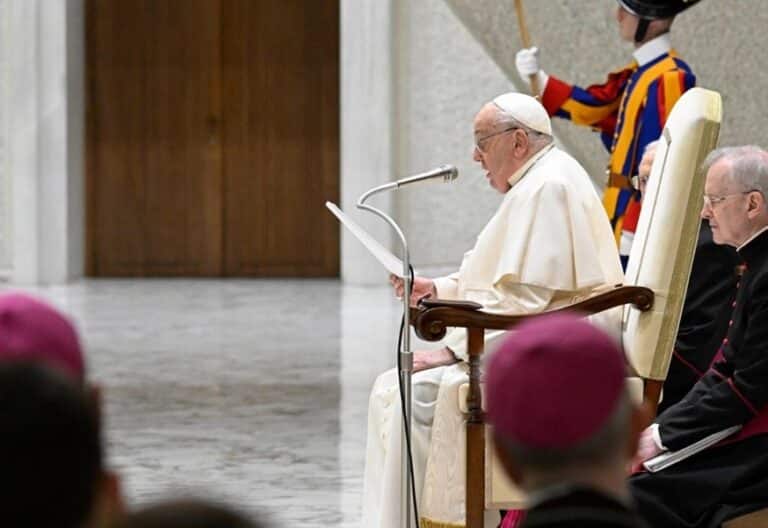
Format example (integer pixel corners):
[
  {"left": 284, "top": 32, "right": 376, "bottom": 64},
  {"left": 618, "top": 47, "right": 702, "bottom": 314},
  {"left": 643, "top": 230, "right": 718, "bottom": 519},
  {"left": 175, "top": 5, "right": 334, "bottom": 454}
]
[{"left": 325, "top": 202, "right": 406, "bottom": 278}]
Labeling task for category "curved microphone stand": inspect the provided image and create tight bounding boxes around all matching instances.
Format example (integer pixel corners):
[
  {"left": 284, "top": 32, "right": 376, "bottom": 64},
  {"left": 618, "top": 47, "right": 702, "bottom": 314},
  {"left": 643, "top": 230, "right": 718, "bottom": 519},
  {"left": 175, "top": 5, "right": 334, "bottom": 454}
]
[
  {"left": 356, "top": 166, "right": 457, "bottom": 528},
  {"left": 356, "top": 182, "right": 414, "bottom": 528}
]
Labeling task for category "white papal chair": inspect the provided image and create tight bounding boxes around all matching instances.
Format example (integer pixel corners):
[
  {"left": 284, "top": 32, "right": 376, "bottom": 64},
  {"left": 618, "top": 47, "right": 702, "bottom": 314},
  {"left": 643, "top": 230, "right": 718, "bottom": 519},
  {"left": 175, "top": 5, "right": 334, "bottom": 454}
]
[{"left": 410, "top": 87, "right": 723, "bottom": 528}]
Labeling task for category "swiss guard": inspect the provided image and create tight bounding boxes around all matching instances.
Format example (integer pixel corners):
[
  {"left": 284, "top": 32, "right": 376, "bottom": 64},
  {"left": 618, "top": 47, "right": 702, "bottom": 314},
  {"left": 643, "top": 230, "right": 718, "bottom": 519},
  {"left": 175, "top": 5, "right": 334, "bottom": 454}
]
[{"left": 515, "top": 0, "right": 701, "bottom": 267}]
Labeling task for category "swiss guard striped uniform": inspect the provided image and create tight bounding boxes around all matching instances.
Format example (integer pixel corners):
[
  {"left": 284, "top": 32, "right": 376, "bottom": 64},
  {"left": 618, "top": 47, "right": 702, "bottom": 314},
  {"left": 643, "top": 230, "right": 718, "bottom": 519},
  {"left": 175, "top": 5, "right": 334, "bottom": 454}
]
[{"left": 539, "top": 34, "right": 695, "bottom": 267}]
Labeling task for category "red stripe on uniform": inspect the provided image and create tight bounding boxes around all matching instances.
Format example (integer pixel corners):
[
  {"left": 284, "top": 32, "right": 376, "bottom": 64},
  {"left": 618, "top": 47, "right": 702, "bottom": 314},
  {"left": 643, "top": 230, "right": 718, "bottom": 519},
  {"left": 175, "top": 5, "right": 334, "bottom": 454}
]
[
  {"left": 710, "top": 369, "right": 760, "bottom": 416},
  {"left": 673, "top": 350, "right": 706, "bottom": 379},
  {"left": 657, "top": 76, "right": 666, "bottom": 124},
  {"left": 670, "top": 71, "right": 685, "bottom": 126},
  {"left": 621, "top": 198, "right": 642, "bottom": 233},
  {"left": 727, "top": 379, "right": 760, "bottom": 416},
  {"left": 584, "top": 68, "right": 634, "bottom": 101},
  {"left": 541, "top": 76, "right": 573, "bottom": 116}
]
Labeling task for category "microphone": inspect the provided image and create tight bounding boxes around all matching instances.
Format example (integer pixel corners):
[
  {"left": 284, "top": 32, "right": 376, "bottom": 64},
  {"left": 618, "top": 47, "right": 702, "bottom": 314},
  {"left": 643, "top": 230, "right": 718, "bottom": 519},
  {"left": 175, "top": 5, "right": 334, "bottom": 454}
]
[
  {"left": 356, "top": 165, "right": 459, "bottom": 207},
  {"left": 394, "top": 165, "right": 458, "bottom": 188}
]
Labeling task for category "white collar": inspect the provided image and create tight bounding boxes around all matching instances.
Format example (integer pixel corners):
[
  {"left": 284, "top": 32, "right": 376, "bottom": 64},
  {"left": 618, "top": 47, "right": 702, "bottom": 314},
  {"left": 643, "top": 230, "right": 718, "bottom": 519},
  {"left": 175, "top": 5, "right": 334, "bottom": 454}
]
[
  {"left": 633, "top": 33, "right": 672, "bottom": 66},
  {"left": 737, "top": 225, "right": 768, "bottom": 252},
  {"left": 506, "top": 143, "right": 555, "bottom": 189}
]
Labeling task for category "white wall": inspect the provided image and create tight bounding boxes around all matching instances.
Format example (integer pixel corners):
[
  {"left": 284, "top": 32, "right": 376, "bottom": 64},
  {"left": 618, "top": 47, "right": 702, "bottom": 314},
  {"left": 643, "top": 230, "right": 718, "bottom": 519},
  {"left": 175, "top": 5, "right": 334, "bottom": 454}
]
[
  {"left": 341, "top": 0, "right": 525, "bottom": 281},
  {"left": 394, "top": 0, "right": 515, "bottom": 274},
  {"left": 2, "top": 0, "right": 84, "bottom": 284},
  {"left": 0, "top": 0, "right": 11, "bottom": 273},
  {"left": 66, "top": 0, "right": 85, "bottom": 283},
  {"left": 340, "top": 0, "right": 396, "bottom": 284}
]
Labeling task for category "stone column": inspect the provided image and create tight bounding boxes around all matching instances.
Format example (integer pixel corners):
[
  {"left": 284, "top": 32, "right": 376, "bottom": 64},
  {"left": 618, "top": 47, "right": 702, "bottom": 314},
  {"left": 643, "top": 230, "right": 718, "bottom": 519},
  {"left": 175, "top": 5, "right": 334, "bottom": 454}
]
[
  {"left": 4, "top": 0, "right": 84, "bottom": 284},
  {"left": 0, "top": 0, "right": 11, "bottom": 274},
  {"left": 340, "top": 0, "right": 396, "bottom": 285}
]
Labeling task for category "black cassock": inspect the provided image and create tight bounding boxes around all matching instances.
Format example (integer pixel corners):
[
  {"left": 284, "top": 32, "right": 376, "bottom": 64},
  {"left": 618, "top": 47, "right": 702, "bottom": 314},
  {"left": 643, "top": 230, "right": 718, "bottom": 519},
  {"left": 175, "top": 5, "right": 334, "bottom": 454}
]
[
  {"left": 630, "top": 228, "right": 768, "bottom": 527},
  {"left": 659, "top": 221, "right": 740, "bottom": 413},
  {"left": 520, "top": 487, "right": 648, "bottom": 528}
]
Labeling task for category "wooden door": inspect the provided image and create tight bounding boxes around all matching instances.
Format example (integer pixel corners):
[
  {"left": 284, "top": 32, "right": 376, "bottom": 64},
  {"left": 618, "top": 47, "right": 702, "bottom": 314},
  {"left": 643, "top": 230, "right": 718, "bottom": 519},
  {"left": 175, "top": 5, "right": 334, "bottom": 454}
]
[
  {"left": 86, "top": 0, "right": 339, "bottom": 277},
  {"left": 86, "top": 0, "right": 223, "bottom": 276},
  {"left": 221, "top": 0, "right": 339, "bottom": 276}
]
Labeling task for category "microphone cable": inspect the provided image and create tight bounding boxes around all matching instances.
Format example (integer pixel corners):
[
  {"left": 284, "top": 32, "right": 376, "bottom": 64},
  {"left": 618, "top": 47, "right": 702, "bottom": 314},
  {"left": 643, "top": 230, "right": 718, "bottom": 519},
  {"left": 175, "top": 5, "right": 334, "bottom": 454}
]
[{"left": 397, "top": 264, "right": 420, "bottom": 526}]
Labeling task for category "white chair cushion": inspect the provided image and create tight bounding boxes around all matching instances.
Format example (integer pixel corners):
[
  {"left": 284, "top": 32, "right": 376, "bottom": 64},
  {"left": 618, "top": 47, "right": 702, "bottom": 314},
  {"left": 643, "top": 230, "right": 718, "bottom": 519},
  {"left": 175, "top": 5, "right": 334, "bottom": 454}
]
[{"left": 623, "top": 88, "right": 722, "bottom": 380}]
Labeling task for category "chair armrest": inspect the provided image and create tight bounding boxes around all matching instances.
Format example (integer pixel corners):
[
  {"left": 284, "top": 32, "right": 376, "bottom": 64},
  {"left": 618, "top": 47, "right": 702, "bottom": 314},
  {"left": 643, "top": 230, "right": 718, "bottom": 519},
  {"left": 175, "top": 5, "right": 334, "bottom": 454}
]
[
  {"left": 410, "top": 285, "right": 653, "bottom": 342},
  {"left": 419, "top": 298, "right": 483, "bottom": 311}
]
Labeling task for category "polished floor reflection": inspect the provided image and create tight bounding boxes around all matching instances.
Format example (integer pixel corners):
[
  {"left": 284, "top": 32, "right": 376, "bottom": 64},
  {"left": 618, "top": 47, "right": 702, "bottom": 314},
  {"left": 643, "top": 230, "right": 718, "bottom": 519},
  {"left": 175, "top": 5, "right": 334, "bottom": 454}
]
[{"left": 9, "top": 279, "right": 408, "bottom": 527}]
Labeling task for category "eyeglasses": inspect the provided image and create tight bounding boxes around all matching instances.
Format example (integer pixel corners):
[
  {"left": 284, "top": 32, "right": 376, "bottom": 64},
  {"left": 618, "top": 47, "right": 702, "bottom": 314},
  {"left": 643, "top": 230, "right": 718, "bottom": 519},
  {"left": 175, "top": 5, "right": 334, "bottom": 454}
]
[
  {"left": 702, "top": 190, "right": 757, "bottom": 208},
  {"left": 631, "top": 174, "right": 650, "bottom": 190},
  {"left": 474, "top": 127, "right": 520, "bottom": 154}
]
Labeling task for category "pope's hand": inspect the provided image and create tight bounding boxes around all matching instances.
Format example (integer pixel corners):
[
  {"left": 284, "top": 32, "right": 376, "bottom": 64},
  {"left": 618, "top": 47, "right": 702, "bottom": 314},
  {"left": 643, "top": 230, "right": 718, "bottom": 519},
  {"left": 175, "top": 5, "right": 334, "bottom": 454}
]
[
  {"left": 389, "top": 275, "right": 436, "bottom": 307},
  {"left": 515, "top": 46, "right": 541, "bottom": 78},
  {"left": 413, "top": 348, "right": 459, "bottom": 373}
]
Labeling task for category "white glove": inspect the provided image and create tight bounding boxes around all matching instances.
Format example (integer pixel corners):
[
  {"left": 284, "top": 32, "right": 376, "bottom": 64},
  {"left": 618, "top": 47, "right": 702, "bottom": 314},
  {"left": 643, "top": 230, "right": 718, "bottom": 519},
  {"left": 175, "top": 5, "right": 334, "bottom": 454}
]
[
  {"left": 515, "top": 47, "right": 548, "bottom": 93},
  {"left": 515, "top": 47, "right": 540, "bottom": 77}
]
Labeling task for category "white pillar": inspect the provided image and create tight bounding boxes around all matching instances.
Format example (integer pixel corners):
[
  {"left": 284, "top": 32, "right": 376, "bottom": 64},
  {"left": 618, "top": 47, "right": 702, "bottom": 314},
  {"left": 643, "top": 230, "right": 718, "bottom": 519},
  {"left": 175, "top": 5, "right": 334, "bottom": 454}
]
[
  {"left": 340, "top": 0, "right": 397, "bottom": 285},
  {"left": 66, "top": 0, "right": 86, "bottom": 282},
  {"left": 5, "top": 0, "right": 84, "bottom": 285},
  {"left": 0, "top": 1, "right": 11, "bottom": 274}
]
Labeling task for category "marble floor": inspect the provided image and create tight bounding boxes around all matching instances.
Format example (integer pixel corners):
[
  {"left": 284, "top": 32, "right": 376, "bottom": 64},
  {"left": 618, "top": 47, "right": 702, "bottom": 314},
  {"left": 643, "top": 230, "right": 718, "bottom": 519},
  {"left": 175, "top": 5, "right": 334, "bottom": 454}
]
[{"left": 8, "top": 279, "right": 418, "bottom": 527}]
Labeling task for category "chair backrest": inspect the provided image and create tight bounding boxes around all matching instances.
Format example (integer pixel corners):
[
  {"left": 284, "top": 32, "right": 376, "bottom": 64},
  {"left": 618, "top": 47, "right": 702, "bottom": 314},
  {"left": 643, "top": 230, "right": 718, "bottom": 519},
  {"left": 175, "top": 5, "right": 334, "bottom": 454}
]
[{"left": 622, "top": 87, "right": 723, "bottom": 381}]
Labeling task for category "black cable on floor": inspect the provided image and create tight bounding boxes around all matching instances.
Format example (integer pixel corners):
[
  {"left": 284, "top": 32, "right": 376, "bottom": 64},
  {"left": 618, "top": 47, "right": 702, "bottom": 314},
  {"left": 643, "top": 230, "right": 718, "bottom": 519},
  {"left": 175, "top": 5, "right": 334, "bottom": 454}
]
[{"left": 396, "top": 264, "right": 420, "bottom": 526}]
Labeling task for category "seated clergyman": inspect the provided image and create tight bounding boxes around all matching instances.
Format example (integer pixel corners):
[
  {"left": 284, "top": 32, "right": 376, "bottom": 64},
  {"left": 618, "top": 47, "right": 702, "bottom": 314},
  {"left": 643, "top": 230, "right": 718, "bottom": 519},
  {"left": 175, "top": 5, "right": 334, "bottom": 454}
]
[
  {"left": 630, "top": 146, "right": 768, "bottom": 526},
  {"left": 362, "top": 92, "right": 624, "bottom": 528},
  {"left": 635, "top": 142, "right": 740, "bottom": 413}
]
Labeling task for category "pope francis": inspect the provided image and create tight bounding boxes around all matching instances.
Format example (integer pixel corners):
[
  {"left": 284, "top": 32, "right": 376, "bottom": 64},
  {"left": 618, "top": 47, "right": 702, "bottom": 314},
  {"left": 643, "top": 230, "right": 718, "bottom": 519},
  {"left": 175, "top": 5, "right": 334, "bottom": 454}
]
[{"left": 362, "top": 92, "right": 624, "bottom": 528}]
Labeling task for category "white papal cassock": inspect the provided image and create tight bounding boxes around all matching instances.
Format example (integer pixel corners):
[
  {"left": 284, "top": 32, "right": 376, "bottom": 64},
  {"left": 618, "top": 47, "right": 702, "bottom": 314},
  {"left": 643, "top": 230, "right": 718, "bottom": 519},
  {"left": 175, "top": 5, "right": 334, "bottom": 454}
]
[{"left": 362, "top": 144, "right": 624, "bottom": 528}]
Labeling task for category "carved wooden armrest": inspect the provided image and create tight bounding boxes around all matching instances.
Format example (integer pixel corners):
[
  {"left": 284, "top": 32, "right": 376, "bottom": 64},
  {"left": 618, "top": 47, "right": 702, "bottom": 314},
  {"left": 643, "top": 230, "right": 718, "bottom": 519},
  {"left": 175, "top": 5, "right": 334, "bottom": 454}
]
[
  {"left": 410, "top": 285, "right": 654, "bottom": 342},
  {"left": 419, "top": 298, "right": 483, "bottom": 311}
]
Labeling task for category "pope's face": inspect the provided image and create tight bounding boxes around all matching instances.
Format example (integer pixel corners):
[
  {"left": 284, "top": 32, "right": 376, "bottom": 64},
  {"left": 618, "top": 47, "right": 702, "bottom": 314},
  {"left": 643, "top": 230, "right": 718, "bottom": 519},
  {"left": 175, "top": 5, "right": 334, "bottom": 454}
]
[{"left": 473, "top": 105, "right": 524, "bottom": 194}]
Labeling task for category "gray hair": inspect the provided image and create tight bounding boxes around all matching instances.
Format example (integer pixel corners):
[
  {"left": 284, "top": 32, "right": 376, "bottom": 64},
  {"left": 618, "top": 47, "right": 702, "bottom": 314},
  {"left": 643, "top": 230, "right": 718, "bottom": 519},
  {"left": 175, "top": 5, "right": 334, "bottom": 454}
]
[
  {"left": 492, "top": 106, "right": 553, "bottom": 150},
  {"left": 703, "top": 145, "right": 768, "bottom": 197},
  {"left": 495, "top": 387, "right": 632, "bottom": 472},
  {"left": 644, "top": 139, "right": 660, "bottom": 156}
]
